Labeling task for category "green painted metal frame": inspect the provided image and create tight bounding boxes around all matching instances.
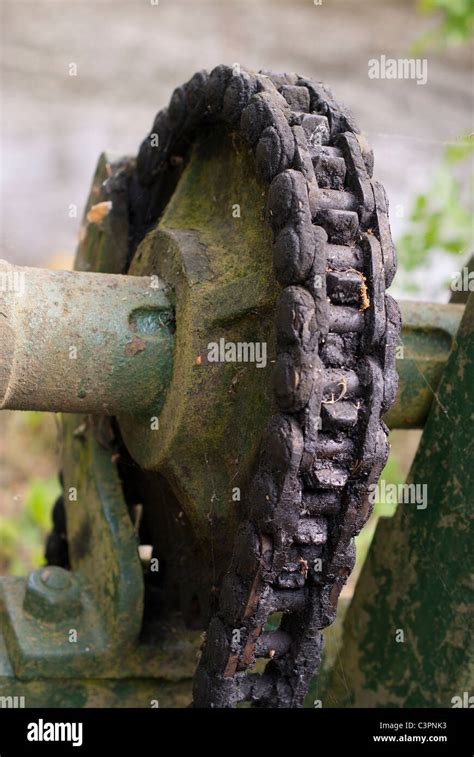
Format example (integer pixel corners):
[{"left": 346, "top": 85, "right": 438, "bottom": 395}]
[
  {"left": 0, "top": 431, "right": 201, "bottom": 705},
  {"left": 322, "top": 293, "right": 474, "bottom": 707}
]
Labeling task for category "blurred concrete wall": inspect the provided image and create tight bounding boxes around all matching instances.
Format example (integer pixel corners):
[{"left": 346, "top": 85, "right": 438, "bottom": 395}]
[{"left": 1, "top": 0, "right": 471, "bottom": 293}]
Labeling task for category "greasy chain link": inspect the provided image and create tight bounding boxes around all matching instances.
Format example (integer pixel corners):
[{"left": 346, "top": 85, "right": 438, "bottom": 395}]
[{"left": 48, "top": 66, "right": 401, "bottom": 708}]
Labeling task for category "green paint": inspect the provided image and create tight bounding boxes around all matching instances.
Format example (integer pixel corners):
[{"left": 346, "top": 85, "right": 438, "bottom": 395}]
[
  {"left": 324, "top": 294, "right": 474, "bottom": 707},
  {"left": 0, "top": 671, "right": 193, "bottom": 708},
  {"left": 387, "top": 300, "right": 464, "bottom": 429}
]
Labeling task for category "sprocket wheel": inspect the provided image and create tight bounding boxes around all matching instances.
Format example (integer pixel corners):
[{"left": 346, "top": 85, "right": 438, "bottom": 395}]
[{"left": 46, "top": 65, "right": 400, "bottom": 709}]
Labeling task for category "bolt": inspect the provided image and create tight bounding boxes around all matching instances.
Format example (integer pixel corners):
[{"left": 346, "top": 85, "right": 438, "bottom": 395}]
[
  {"left": 39, "top": 567, "right": 72, "bottom": 591},
  {"left": 23, "top": 567, "right": 82, "bottom": 622}
]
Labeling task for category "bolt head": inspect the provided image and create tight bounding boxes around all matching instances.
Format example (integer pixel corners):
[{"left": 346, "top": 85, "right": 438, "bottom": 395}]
[
  {"left": 39, "top": 567, "right": 72, "bottom": 590},
  {"left": 23, "top": 567, "right": 82, "bottom": 622}
]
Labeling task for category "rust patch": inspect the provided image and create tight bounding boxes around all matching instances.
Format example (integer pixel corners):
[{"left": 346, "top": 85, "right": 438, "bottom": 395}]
[
  {"left": 239, "top": 625, "right": 263, "bottom": 669},
  {"left": 359, "top": 276, "right": 370, "bottom": 311},
  {"left": 223, "top": 653, "right": 239, "bottom": 678},
  {"left": 299, "top": 557, "right": 309, "bottom": 578},
  {"left": 124, "top": 336, "right": 146, "bottom": 356},
  {"left": 86, "top": 201, "right": 112, "bottom": 224},
  {"left": 348, "top": 266, "right": 370, "bottom": 311}
]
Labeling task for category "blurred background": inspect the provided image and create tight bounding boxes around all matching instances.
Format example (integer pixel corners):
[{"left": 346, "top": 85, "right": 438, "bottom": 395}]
[{"left": 0, "top": 0, "right": 472, "bottom": 631}]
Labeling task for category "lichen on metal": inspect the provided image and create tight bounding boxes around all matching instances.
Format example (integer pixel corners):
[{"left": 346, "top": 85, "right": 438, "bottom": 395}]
[
  {"left": 323, "top": 293, "right": 474, "bottom": 707},
  {"left": 119, "top": 127, "right": 279, "bottom": 560}
]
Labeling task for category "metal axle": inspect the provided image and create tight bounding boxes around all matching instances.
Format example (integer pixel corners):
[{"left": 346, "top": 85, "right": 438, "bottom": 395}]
[
  {"left": 0, "top": 259, "right": 174, "bottom": 417},
  {"left": 0, "top": 259, "right": 463, "bottom": 427}
]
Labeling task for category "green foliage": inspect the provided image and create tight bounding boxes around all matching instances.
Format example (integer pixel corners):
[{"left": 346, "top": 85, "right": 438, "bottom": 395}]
[
  {"left": 22, "top": 410, "right": 50, "bottom": 433},
  {"left": 0, "top": 476, "right": 59, "bottom": 575},
  {"left": 396, "top": 135, "right": 473, "bottom": 282},
  {"left": 414, "top": 0, "right": 474, "bottom": 51}
]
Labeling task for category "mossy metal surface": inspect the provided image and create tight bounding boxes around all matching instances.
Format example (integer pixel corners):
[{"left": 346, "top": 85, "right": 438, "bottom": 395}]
[
  {"left": 0, "top": 420, "right": 143, "bottom": 679},
  {"left": 323, "top": 294, "right": 474, "bottom": 707},
  {"left": 74, "top": 151, "right": 132, "bottom": 275},
  {"left": 120, "top": 128, "right": 279, "bottom": 558},
  {"left": 0, "top": 622, "right": 195, "bottom": 707}
]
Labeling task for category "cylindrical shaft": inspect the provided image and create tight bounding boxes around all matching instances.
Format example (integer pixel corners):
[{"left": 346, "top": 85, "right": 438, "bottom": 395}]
[
  {"left": 386, "top": 299, "right": 464, "bottom": 428},
  {"left": 0, "top": 257, "right": 464, "bottom": 427},
  {"left": 0, "top": 260, "right": 174, "bottom": 416}
]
